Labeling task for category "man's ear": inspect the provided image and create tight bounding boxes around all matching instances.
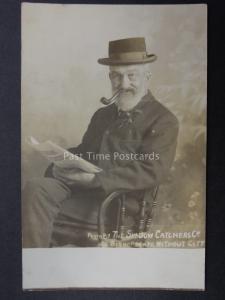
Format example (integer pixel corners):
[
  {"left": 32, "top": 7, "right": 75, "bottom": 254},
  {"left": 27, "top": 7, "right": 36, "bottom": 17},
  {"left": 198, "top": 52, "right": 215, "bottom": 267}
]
[
  {"left": 144, "top": 63, "right": 151, "bottom": 80},
  {"left": 146, "top": 71, "right": 151, "bottom": 80}
]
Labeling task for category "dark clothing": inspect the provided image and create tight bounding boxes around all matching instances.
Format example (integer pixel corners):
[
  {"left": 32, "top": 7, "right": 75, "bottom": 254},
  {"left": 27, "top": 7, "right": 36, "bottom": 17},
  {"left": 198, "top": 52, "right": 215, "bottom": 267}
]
[{"left": 22, "top": 90, "right": 179, "bottom": 247}]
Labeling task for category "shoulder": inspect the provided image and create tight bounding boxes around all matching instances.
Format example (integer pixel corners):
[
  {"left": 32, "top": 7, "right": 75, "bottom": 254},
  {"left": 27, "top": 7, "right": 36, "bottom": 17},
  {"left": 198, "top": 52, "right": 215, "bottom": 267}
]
[
  {"left": 144, "top": 92, "right": 179, "bottom": 127},
  {"left": 153, "top": 99, "right": 178, "bottom": 125}
]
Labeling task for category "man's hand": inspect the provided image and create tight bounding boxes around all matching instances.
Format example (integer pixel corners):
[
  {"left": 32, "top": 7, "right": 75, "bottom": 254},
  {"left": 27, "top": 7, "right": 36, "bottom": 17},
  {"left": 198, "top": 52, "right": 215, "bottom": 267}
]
[{"left": 52, "top": 165, "right": 101, "bottom": 188}]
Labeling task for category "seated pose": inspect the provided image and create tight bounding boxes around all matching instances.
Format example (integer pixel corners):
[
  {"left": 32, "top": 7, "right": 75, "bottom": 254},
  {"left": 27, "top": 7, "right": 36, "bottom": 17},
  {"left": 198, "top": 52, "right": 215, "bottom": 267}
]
[{"left": 22, "top": 37, "right": 179, "bottom": 248}]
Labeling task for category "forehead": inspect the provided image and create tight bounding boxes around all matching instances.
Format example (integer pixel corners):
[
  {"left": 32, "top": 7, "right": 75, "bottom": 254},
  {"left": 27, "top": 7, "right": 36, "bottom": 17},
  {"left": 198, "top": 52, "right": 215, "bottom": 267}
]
[{"left": 109, "top": 64, "right": 145, "bottom": 73}]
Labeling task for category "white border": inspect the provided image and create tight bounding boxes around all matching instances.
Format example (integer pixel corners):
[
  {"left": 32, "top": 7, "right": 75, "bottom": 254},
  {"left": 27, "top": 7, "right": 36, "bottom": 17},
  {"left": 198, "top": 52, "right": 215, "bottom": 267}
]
[{"left": 23, "top": 248, "right": 205, "bottom": 290}]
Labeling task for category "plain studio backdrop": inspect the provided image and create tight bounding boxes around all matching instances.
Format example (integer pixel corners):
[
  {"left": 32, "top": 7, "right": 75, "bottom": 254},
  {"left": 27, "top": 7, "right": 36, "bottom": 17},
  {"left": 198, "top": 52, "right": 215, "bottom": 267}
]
[{"left": 22, "top": 3, "right": 207, "bottom": 181}]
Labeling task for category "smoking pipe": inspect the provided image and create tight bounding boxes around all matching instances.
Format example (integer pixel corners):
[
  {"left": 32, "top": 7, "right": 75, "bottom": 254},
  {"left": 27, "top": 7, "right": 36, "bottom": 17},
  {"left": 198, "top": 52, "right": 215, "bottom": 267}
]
[{"left": 100, "top": 89, "right": 122, "bottom": 105}]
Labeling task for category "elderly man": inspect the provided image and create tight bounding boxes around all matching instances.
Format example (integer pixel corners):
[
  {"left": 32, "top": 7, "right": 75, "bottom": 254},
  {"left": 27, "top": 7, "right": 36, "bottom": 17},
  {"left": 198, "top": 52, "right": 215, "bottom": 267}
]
[{"left": 22, "top": 37, "right": 179, "bottom": 248}]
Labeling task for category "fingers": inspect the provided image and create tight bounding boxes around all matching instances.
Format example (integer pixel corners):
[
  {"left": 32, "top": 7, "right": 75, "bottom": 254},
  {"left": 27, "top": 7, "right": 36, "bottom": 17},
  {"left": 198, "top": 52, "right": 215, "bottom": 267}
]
[
  {"left": 53, "top": 165, "right": 82, "bottom": 175},
  {"left": 52, "top": 165, "right": 69, "bottom": 181},
  {"left": 52, "top": 165, "right": 95, "bottom": 186},
  {"left": 53, "top": 170, "right": 77, "bottom": 186}
]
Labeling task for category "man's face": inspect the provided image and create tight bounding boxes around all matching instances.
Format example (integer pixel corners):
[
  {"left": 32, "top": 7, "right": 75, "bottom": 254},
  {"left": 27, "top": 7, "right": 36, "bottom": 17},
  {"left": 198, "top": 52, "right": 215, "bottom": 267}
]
[
  {"left": 109, "top": 64, "right": 149, "bottom": 95},
  {"left": 109, "top": 64, "right": 150, "bottom": 110}
]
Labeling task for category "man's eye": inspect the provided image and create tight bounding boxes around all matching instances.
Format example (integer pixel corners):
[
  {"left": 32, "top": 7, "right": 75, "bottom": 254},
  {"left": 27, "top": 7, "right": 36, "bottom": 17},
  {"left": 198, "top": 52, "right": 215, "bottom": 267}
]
[
  {"left": 110, "top": 73, "right": 121, "bottom": 80},
  {"left": 128, "top": 73, "right": 136, "bottom": 80}
]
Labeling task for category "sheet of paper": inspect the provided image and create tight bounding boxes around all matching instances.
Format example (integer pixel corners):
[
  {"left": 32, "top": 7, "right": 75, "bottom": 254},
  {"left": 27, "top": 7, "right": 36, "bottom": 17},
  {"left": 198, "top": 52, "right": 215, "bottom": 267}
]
[{"left": 27, "top": 136, "right": 102, "bottom": 173}]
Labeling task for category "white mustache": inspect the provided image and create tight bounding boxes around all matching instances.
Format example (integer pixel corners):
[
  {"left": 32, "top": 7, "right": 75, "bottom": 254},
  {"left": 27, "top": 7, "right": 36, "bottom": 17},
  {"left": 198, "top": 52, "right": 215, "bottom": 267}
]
[
  {"left": 100, "top": 88, "right": 136, "bottom": 106},
  {"left": 120, "top": 89, "right": 135, "bottom": 94},
  {"left": 100, "top": 89, "right": 122, "bottom": 105}
]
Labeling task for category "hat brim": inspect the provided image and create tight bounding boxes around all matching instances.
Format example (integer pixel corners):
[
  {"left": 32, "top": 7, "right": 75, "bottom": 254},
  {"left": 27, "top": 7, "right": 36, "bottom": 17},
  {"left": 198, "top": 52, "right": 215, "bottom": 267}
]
[{"left": 98, "top": 54, "right": 157, "bottom": 65}]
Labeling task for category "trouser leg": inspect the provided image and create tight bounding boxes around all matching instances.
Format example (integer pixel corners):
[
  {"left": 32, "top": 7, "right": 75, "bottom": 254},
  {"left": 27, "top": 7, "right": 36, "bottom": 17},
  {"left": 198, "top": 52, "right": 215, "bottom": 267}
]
[{"left": 22, "top": 177, "right": 71, "bottom": 248}]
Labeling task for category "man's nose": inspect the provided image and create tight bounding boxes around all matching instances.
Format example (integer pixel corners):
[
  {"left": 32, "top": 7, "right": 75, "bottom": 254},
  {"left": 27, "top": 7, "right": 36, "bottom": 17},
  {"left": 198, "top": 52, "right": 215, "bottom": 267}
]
[{"left": 120, "top": 74, "right": 130, "bottom": 89}]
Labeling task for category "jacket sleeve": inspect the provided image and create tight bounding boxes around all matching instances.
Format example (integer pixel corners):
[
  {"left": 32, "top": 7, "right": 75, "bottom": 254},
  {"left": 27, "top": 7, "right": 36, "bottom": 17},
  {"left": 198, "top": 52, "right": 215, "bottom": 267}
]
[
  {"left": 96, "top": 114, "right": 179, "bottom": 195},
  {"left": 44, "top": 109, "right": 101, "bottom": 178}
]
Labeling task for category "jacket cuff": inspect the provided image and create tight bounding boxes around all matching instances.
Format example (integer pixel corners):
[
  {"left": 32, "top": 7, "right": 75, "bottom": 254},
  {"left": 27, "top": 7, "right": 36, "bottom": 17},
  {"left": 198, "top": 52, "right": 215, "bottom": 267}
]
[{"left": 44, "top": 163, "right": 54, "bottom": 178}]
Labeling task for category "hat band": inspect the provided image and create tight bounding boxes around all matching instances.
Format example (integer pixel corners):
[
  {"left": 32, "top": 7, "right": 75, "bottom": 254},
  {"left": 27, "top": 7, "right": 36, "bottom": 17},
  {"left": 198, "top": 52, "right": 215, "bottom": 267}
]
[{"left": 110, "top": 51, "right": 148, "bottom": 60}]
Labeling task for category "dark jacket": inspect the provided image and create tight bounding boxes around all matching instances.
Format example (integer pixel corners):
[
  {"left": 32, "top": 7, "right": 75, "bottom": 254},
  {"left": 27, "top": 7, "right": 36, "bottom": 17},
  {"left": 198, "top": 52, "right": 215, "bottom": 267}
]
[{"left": 45, "top": 90, "right": 179, "bottom": 226}]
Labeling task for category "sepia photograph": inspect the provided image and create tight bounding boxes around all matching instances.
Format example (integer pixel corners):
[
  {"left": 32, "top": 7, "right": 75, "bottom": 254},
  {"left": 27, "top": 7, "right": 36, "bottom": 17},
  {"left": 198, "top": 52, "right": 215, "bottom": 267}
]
[{"left": 21, "top": 3, "right": 206, "bottom": 289}]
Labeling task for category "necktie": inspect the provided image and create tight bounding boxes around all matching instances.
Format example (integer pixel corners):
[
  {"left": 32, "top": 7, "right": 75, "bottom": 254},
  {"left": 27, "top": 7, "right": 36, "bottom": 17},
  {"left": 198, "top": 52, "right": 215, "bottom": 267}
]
[{"left": 117, "top": 109, "right": 142, "bottom": 128}]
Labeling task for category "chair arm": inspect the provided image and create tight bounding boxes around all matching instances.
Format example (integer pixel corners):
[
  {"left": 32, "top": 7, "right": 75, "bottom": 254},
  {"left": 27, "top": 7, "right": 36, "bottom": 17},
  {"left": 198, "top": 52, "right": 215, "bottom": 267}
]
[
  {"left": 98, "top": 186, "right": 159, "bottom": 243},
  {"left": 98, "top": 191, "right": 123, "bottom": 239}
]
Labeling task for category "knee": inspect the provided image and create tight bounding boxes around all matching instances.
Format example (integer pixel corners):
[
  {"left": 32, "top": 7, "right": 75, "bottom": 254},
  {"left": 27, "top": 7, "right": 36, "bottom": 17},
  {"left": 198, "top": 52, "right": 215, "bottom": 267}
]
[
  {"left": 22, "top": 178, "right": 54, "bottom": 205},
  {"left": 22, "top": 177, "right": 70, "bottom": 207},
  {"left": 23, "top": 177, "right": 50, "bottom": 193}
]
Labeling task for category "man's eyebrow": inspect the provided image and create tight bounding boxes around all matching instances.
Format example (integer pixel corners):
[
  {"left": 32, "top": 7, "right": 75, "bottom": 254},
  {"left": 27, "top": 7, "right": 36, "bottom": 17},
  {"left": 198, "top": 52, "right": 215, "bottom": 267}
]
[
  {"left": 109, "top": 69, "right": 140, "bottom": 75},
  {"left": 109, "top": 71, "right": 122, "bottom": 76},
  {"left": 127, "top": 69, "right": 139, "bottom": 73}
]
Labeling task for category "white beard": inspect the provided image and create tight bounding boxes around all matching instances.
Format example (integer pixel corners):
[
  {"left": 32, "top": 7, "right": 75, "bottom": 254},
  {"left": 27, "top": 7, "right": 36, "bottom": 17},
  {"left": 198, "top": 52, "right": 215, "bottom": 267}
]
[{"left": 115, "top": 91, "right": 143, "bottom": 111}]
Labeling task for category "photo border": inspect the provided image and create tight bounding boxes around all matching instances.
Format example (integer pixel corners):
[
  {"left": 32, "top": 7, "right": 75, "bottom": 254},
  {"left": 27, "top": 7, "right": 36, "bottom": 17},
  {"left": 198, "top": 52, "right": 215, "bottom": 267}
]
[{"left": 0, "top": 0, "right": 225, "bottom": 299}]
